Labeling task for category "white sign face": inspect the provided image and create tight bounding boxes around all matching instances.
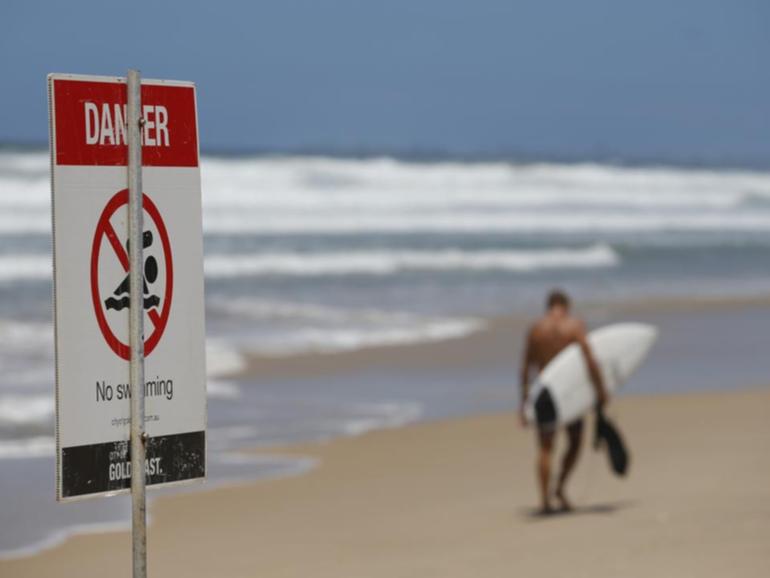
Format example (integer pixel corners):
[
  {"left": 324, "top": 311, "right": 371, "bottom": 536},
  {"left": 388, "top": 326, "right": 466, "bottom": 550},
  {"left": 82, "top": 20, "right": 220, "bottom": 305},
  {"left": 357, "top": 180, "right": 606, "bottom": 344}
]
[{"left": 48, "top": 73, "right": 206, "bottom": 500}]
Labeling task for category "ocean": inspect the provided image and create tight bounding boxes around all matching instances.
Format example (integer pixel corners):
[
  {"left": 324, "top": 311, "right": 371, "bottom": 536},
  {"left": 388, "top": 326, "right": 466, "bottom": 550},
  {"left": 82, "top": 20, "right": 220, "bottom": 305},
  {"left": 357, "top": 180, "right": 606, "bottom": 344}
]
[{"left": 2, "top": 149, "right": 770, "bottom": 555}]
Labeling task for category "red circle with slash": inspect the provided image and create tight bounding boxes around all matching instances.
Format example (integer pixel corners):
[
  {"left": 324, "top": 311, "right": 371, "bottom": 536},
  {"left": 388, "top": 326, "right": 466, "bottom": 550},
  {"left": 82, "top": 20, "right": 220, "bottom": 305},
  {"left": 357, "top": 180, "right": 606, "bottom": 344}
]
[{"left": 90, "top": 189, "right": 173, "bottom": 360}]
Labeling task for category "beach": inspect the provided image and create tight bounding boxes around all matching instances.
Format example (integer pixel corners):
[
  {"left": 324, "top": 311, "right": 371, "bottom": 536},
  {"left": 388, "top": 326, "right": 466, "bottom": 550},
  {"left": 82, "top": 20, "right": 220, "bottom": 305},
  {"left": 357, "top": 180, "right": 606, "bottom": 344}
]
[
  {"left": 3, "top": 295, "right": 770, "bottom": 577},
  {"left": 2, "top": 151, "right": 770, "bottom": 573},
  {"left": 2, "top": 386, "right": 768, "bottom": 578}
]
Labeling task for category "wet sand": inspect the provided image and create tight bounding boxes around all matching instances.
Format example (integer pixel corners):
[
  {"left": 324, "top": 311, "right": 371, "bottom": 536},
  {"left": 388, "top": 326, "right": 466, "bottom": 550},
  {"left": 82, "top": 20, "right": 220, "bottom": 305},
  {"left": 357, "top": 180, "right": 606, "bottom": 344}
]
[{"left": 3, "top": 387, "right": 769, "bottom": 578}]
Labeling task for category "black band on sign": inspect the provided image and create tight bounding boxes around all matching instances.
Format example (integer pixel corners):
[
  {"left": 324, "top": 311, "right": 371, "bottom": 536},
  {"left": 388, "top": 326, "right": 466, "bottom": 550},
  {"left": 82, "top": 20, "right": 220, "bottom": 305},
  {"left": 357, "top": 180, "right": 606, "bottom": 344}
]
[{"left": 61, "top": 430, "right": 205, "bottom": 498}]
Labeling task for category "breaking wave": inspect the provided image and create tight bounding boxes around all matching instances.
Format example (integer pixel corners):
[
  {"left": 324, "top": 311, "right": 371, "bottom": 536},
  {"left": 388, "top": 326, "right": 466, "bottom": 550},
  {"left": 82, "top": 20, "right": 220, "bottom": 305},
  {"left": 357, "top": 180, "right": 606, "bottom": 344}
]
[
  {"left": 203, "top": 244, "right": 619, "bottom": 277},
  {"left": 3, "top": 152, "right": 770, "bottom": 236}
]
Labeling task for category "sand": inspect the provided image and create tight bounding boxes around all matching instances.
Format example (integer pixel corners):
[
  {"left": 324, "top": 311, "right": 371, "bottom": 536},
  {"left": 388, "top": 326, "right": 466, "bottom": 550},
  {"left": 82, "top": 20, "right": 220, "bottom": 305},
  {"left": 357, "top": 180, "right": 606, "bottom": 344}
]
[{"left": 3, "top": 387, "right": 769, "bottom": 578}]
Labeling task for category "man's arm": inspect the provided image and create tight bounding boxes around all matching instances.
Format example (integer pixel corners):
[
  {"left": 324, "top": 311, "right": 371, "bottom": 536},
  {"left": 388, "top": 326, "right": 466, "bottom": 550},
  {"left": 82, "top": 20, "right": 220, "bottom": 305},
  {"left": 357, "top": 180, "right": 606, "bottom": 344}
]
[
  {"left": 519, "top": 328, "right": 534, "bottom": 424},
  {"left": 574, "top": 321, "right": 607, "bottom": 407}
]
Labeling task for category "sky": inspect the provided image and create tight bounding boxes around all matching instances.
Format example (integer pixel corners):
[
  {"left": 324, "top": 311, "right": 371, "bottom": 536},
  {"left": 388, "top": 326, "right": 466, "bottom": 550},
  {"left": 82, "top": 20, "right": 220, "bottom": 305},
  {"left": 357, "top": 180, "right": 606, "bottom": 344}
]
[{"left": 1, "top": 0, "right": 768, "bottom": 165}]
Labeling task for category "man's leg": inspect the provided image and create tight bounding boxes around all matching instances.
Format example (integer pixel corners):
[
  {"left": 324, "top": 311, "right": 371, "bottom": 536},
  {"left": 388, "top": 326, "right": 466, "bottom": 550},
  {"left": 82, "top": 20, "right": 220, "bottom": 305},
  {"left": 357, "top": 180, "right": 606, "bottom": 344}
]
[
  {"left": 555, "top": 418, "right": 584, "bottom": 511},
  {"left": 537, "top": 428, "right": 555, "bottom": 513}
]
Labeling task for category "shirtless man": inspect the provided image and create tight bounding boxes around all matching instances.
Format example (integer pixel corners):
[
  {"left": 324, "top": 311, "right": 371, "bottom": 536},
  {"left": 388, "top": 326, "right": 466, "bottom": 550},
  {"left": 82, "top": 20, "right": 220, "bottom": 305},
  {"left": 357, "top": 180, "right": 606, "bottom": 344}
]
[{"left": 519, "top": 289, "right": 607, "bottom": 514}]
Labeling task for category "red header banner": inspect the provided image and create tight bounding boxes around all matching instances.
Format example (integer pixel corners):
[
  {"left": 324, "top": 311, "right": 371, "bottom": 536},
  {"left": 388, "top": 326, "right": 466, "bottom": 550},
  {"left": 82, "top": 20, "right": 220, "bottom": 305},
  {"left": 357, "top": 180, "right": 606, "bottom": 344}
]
[{"left": 52, "top": 78, "right": 198, "bottom": 167}]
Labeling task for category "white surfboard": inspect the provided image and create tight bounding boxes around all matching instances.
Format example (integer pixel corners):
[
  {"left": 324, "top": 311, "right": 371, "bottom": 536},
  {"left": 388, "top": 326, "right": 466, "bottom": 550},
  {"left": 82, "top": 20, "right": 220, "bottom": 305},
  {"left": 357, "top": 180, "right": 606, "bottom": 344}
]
[{"left": 524, "top": 323, "right": 658, "bottom": 426}]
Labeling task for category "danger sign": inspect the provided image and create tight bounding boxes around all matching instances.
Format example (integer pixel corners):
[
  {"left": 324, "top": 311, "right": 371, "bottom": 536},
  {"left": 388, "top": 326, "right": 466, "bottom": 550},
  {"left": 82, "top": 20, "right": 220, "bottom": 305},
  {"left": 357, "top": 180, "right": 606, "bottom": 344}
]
[{"left": 49, "top": 74, "right": 206, "bottom": 500}]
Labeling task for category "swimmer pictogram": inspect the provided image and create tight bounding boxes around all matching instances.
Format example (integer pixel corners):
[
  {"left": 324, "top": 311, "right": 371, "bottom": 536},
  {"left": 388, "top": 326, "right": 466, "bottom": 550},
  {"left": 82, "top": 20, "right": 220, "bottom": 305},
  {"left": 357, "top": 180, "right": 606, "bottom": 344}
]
[
  {"left": 104, "top": 230, "right": 161, "bottom": 312},
  {"left": 90, "top": 189, "right": 173, "bottom": 360}
]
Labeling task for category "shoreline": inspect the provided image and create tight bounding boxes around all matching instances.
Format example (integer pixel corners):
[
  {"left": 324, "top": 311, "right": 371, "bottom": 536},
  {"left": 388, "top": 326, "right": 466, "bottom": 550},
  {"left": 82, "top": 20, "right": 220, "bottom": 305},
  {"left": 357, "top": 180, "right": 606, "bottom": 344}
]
[
  {"left": 230, "top": 292, "right": 770, "bottom": 382},
  {"left": 3, "top": 294, "right": 770, "bottom": 565},
  {"left": 2, "top": 387, "right": 769, "bottom": 577}
]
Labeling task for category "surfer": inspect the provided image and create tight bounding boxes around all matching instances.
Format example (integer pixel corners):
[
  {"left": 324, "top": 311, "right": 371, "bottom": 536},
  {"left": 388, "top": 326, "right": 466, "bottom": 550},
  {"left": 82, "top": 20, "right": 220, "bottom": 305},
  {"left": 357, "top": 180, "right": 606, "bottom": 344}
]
[{"left": 519, "top": 289, "right": 607, "bottom": 514}]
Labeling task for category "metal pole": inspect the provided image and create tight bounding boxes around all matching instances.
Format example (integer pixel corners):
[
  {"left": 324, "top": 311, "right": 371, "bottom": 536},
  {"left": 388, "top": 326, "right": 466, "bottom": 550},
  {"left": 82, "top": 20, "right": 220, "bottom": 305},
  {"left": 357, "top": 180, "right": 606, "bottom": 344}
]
[{"left": 127, "top": 69, "right": 147, "bottom": 578}]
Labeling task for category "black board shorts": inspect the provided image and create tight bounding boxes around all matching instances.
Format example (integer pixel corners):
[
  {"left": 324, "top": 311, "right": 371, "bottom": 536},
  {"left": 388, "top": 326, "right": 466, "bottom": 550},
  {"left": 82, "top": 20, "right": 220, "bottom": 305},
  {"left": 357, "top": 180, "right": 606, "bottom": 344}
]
[{"left": 534, "top": 388, "right": 557, "bottom": 433}]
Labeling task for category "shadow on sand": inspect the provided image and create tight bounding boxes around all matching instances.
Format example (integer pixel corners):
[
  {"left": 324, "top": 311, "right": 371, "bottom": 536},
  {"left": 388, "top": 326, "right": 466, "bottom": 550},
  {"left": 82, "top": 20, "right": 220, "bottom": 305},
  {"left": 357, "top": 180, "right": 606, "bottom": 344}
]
[{"left": 521, "top": 500, "right": 635, "bottom": 521}]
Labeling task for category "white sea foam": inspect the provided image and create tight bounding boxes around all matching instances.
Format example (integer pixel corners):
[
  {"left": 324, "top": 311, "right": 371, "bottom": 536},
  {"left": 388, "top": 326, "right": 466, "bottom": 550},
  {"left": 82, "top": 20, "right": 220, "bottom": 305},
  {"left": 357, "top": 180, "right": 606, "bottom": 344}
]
[
  {"left": 203, "top": 244, "right": 619, "bottom": 277},
  {"left": 302, "top": 319, "right": 482, "bottom": 353},
  {"left": 0, "top": 320, "right": 53, "bottom": 350},
  {"left": 0, "top": 395, "right": 54, "bottom": 426},
  {"left": 208, "top": 297, "right": 486, "bottom": 355},
  {"left": 4, "top": 152, "right": 770, "bottom": 236},
  {"left": 239, "top": 318, "right": 485, "bottom": 356},
  {"left": 0, "top": 255, "right": 52, "bottom": 282},
  {"left": 340, "top": 401, "right": 423, "bottom": 436},
  {"left": 195, "top": 156, "right": 770, "bottom": 238},
  {"left": 206, "top": 339, "right": 247, "bottom": 377},
  {"left": 211, "top": 298, "right": 418, "bottom": 324},
  {"left": 207, "top": 380, "right": 242, "bottom": 400},
  {"left": 0, "top": 151, "right": 49, "bottom": 175},
  {"left": 0, "top": 245, "right": 619, "bottom": 284},
  {"left": 201, "top": 211, "right": 770, "bottom": 235},
  {"left": 0, "top": 322, "right": 54, "bottom": 396},
  {"left": 7, "top": 210, "right": 770, "bottom": 236},
  {"left": 0, "top": 436, "right": 55, "bottom": 459},
  {"left": 199, "top": 156, "right": 770, "bottom": 207}
]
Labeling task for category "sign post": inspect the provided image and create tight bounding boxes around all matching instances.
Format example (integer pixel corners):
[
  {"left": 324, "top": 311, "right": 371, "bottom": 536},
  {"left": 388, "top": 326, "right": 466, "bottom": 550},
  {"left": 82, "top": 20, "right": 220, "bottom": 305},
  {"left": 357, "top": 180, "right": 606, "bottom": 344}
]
[
  {"left": 48, "top": 70, "right": 206, "bottom": 577},
  {"left": 127, "top": 68, "right": 147, "bottom": 578}
]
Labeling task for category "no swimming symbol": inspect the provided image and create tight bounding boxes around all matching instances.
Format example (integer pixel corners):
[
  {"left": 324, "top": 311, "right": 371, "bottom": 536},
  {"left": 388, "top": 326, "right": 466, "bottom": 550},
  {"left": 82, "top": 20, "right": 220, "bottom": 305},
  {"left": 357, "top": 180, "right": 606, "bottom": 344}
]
[
  {"left": 104, "top": 230, "right": 161, "bottom": 313},
  {"left": 90, "top": 189, "right": 173, "bottom": 360}
]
